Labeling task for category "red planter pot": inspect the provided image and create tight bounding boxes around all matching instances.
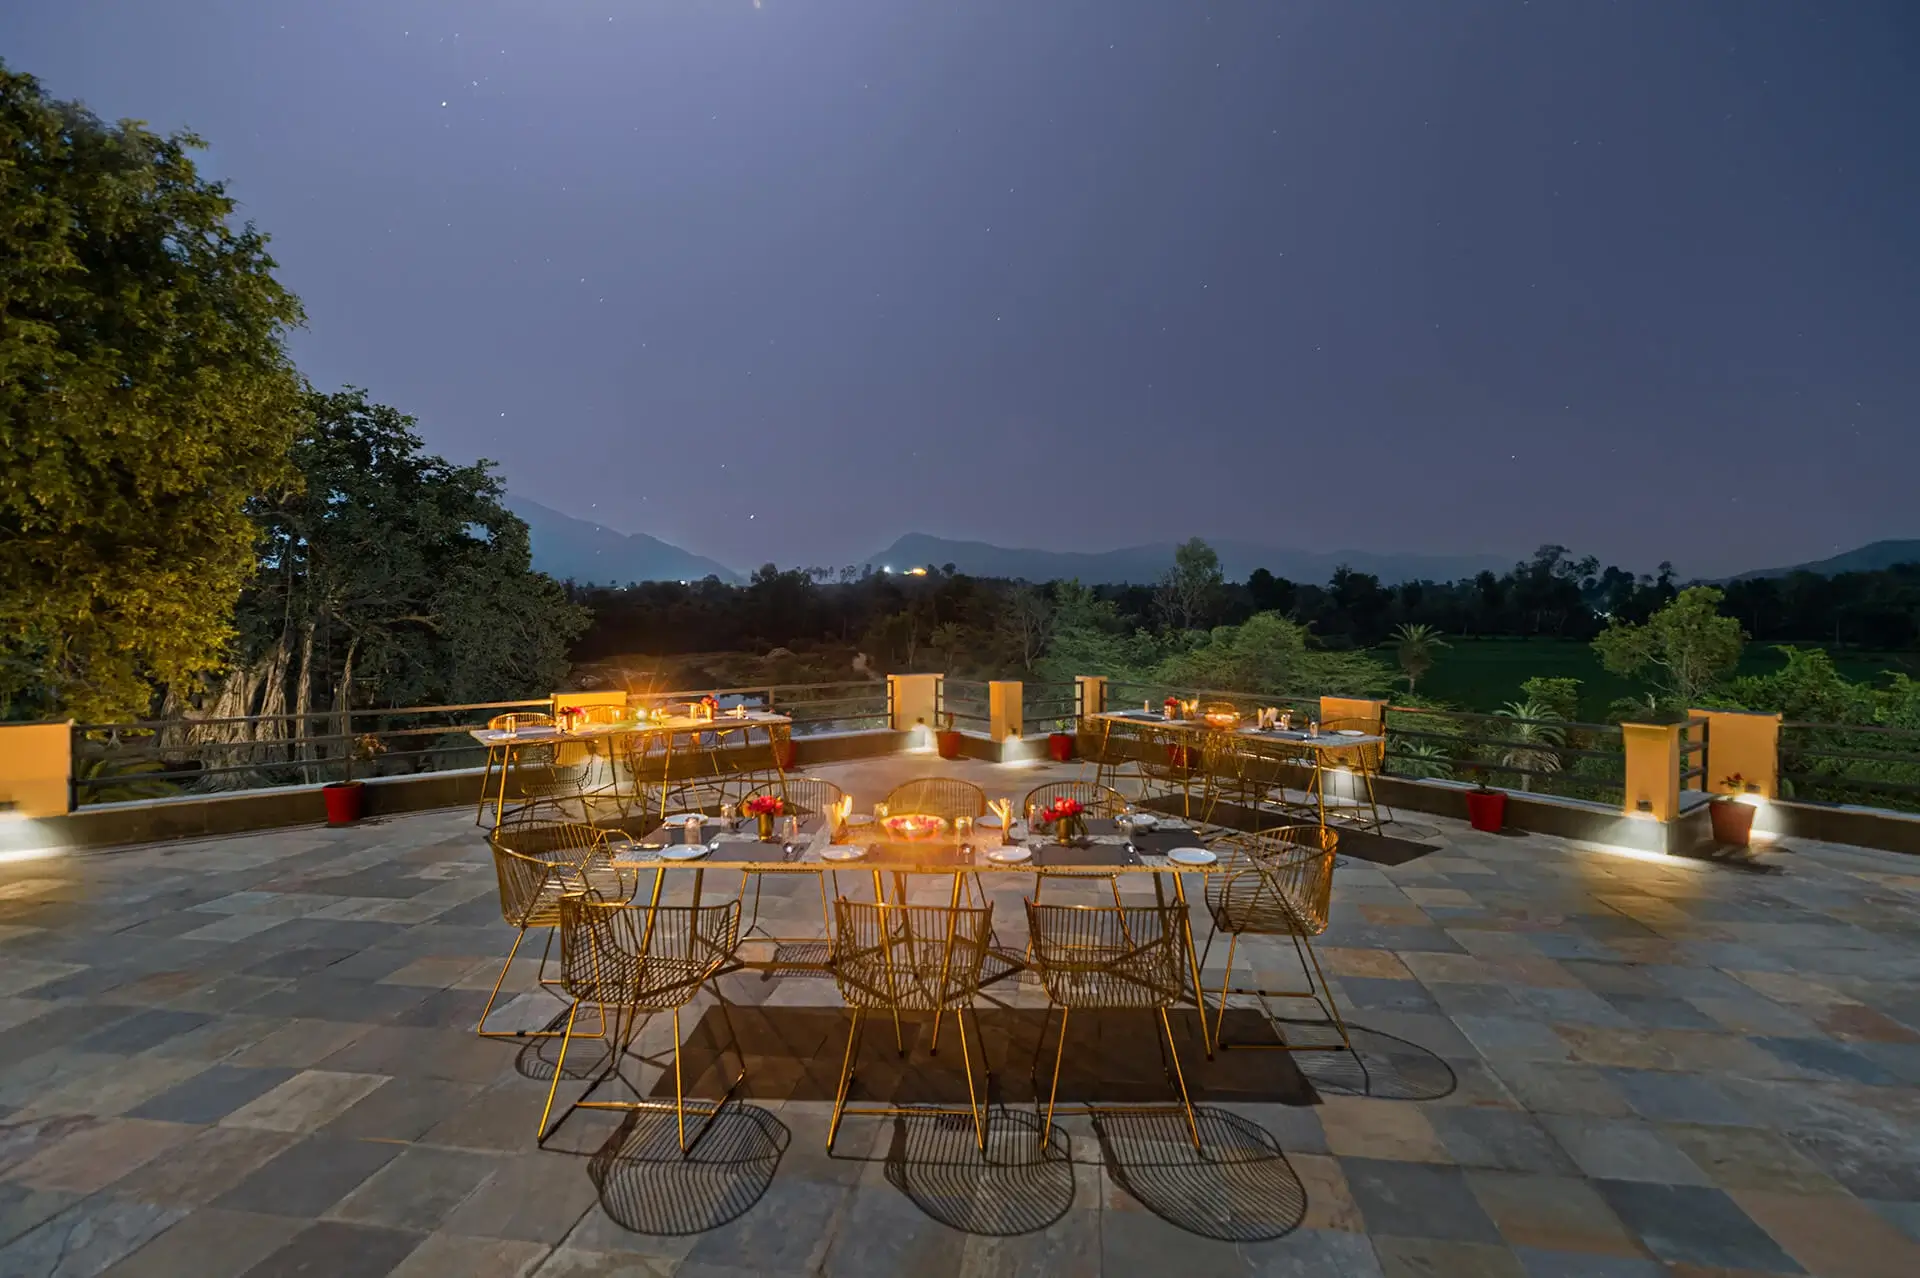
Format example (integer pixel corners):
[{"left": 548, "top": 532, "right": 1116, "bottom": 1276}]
[
  {"left": 1465, "top": 788, "right": 1506, "bottom": 833},
  {"left": 1047, "top": 733, "right": 1076, "bottom": 763},
  {"left": 323, "top": 780, "right": 365, "bottom": 826},
  {"left": 1167, "top": 744, "right": 1193, "bottom": 771},
  {"left": 777, "top": 738, "right": 798, "bottom": 771},
  {"left": 936, "top": 730, "right": 964, "bottom": 760},
  {"left": 1709, "top": 798, "right": 1756, "bottom": 847}
]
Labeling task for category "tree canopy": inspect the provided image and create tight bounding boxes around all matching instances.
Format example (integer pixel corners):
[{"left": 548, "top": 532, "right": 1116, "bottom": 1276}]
[{"left": 0, "top": 64, "right": 306, "bottom": 721}]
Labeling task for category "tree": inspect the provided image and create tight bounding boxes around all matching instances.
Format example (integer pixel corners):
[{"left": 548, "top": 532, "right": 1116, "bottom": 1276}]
[
  {"left": 1153, "top": 538, "right": 1222, "bottom": 631},
  {"left": 1158, "top": 612, "right": 1392, "bottom": 699},
  {"left": 997, "top": 584, "right": 1054, "bottom": 673},
  {"left": 1, "top": 65, "right": 306, "bottom": 721},
  {"left": 1391, "top": 623, "right": 1448, "bottom": 693},
  {"left": 1519, "top": 676, "right": 1583, "bottom": 723},
  {"left": 1592, "top": 586, "right": 1746, "bottom": 712},
  {"left": 230, "top": 388, "right": 587, "bottom": 749}
]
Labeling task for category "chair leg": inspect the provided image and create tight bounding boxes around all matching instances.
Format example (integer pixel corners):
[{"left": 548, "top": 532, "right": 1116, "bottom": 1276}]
[
  {"left": 955, "top": 1004, "right": 987, "bottom": 1152},
  {"left": 1041, "top": 1005, "right": 1070, "bottom": 1151},
  {"left": 1296, "top": 931, "right": 1356, "bottom": 1055},
  {"left": 827, "top": 1007, "right": 864, "bottom": 1152},
  {"left": 1213, "top": 932, "right": 1239, "bottom": 1050},
  {"left": 535, "top": 1000, "right": 582, "bottom": 1142},
  {"left": 1157, "top": 1008, "right": 1201, "bottom": 1151},
  {"left": 478, "top": 927, "right": 589, "bottom": 1039}
]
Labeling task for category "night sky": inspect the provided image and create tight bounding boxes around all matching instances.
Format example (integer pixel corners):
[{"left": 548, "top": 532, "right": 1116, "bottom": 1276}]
[{"left": 7, "top": 1, "right": 1915, "bottom": 578}]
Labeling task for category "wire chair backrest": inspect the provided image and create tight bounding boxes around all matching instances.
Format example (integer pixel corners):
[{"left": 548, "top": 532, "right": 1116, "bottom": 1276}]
[
  {"left": 1022, "top": 902, "right": 1188, "bottom": 1009},
  {"left": 830, "top": 899, "right": 994, "bottom": 1012},
  {"left": 558, "top": 896, "right": 741, "bottom": 1010},
  {"left": 1075, "top": 718, "right": 1130, "bottom": 766},
  {"left": 741, "top": 777, "right": 846, "bottom": 818},
  {"left": 1319, "top": 717, "right": 1385, "bottom": 770},
  {"left": 488, "top": 820, "right": 605, "bottom": 926},
  {"left": 1209, "top": 824, "right": 1339, "bottom": 936},
  {"left": 1022, "top": 781, "right": 1127, "bottom": 819},
  {"left": 574, "top": 704, "right": 627, "bottom": 726},
  {"left": 1199, "top": 730, "right": 1248, "bottom": 785},
  {"left": 883, "top": 777, "right": 988, "bottom": 822},
  {"left": 488, "top": 711, "right": 555, "bottom": 731}
]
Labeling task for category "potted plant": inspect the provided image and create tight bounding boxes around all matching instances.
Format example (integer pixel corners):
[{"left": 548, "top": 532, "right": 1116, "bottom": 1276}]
[
  {"left": 1048, "top": 718, "right": 1076, "bottom": 763},
  {"left": 935, "top": 712, "right": 964, "bottom": 760},
  {"left": 1037, "top": 796, "right": 1086, "bottom": 845},
  {"left": 1709, "top": 772, "right": 1758, "bottom": 847},
  {"left": 743, "top": 793, "right": 784, "bottom": 841},
  {"left": 1463, "top": 765, "right": 1506, "bottom": 833},
  {"left": 324, "top": 733, "right": 385, "bottom": 826}
]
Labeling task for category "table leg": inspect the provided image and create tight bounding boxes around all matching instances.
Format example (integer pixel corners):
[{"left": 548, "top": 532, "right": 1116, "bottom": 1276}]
[{"left": 1170, "top": 870, "right": 1214, "bottom": 1059}]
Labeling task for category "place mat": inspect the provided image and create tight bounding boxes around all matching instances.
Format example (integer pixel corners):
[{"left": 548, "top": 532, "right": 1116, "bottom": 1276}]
[
  {"left": 1030, "top": 842, "right": 1139, "bottom": 870},
  {"left": 1333, "top": 830, "right": 1439, "bottom": 867},
  {"left": 1126, "top": 827, "right": 1207, "bottom": 858}
]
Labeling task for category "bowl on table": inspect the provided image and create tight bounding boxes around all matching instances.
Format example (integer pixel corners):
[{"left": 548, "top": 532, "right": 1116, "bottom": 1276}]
[{"left": 882, "top": 813, "right": 948, "bottom": 841}]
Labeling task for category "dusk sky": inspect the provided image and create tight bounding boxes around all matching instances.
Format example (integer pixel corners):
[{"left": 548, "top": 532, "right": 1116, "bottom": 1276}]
[{"left": 7, "top": 1, "right": 1915, "bottom": 579}]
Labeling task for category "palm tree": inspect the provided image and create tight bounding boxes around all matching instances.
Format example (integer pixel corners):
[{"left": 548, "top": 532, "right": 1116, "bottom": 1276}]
[
  {"left": 1388, "top": 739, "right": 1454, "bottom": 780},
  {"left": 1496, "top": 698, "right": 1565, "bottom": 792},
  {"left": 1392, "top": 623, "right": 1448, "bottom": 694}
]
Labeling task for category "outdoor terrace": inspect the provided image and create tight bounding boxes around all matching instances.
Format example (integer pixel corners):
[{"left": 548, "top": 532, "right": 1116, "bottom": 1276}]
[{"left": 1, "top": 748, "right": 1917, "bottom": 1277}]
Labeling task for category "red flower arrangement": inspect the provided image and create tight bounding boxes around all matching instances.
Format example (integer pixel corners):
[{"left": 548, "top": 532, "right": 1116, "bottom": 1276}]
[
  {"left": 742, "top": 795, "right": 785, "bottom": 817},
  {"left": 1037, "top": 797, "right": 1085, "bottom": 824}
]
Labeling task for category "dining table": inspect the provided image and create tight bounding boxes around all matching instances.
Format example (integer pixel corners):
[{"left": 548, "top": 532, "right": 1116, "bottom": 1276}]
[{"left": 609, "top": 809, "right": 1232, "bottom": 1055}]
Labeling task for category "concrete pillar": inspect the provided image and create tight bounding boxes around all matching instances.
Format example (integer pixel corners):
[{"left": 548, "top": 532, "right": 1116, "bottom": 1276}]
[
  {"left": 1076, "top": 675, "right": 1107, "bottom": 720},
  {"left": 1621, "top": 721, "right": 1683, "bottom": 821},
  {"left": 989, "top": 681, "right": 1024, "bottom": 741},
  {"left": 0, "top": 722, "right": 74, "bottom": 818},
  {"left": 1687, "top": 708, "right": 1780, "bottom": 798},
  {"left": 1320, "top": 696, "right": 1387, "bottom": 732},
  {"left": 889, "top": 674, "right": 939, "bottom": 732}
]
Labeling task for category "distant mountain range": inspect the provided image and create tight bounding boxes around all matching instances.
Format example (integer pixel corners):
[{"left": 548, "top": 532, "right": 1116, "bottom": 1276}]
[
  {"left": 1732, "top": 540, "right": 1920, "bottom": 581},
  {"left": 864, "top": 534, "right": 1511, "bottom": 586},
  {"left": 504, "top": 496, "right": 740, "bottom": 585}
]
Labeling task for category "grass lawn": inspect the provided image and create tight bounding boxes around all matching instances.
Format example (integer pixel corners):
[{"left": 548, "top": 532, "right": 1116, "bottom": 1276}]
[{"left": 1386, "top": 637, "right": 1920, "bottom": 720}]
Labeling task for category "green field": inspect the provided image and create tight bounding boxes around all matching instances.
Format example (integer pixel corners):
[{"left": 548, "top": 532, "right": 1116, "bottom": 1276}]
[{"left": 1394, "top": 638, "right": 1920, "bottom": 720}]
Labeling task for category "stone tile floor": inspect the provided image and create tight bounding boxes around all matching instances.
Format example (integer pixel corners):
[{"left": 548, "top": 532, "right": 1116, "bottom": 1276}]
[{"left": 1, "top": 755, "right": 1918, "bottom": 1275}]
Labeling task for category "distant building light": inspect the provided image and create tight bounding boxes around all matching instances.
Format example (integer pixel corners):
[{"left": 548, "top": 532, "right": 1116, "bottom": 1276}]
[
  {"left": 906, "top": 567, "right": 928, "bottom": 576},
  {"left": 882, "top": 566, "right": 892, "bottom": 574}
]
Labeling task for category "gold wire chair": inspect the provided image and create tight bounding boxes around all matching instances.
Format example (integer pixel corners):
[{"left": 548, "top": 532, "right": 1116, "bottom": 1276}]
[
  {"left": 477, "top": 821, "right": 635, "bottom": 1040},
  {"left": 1315, "top": 717, "right": 1387, "bottom": 830},
  {"left": 1200, "top": 825, "right": 1352, "bottom": 1054},
  {"left": 1136, "top": 725, "right": 1200, "bottom": 816},
  {"left": 1077, "top": 717, "right": 1138, "bottom": 794},
  {"left": 735, "top": 778, "right": 848, "bottom": 951},
  {"left": 538, "top": 896, "right": 746, "bottom": 1152},
  {"left": 1022, "top": 780, "right": 1128, "bottom": 819},
  {"left": 1023, "top": 900, "right": 1199, "bottom": 1151},
  {"left": 477, "top": 712, "right": 556, "bottom": 826},
  {"left": 883, "top": 777, "right": 989, "bottom": 823},
  {"left": 827, "top": 898, "right": 996, "bottom": 1152}
]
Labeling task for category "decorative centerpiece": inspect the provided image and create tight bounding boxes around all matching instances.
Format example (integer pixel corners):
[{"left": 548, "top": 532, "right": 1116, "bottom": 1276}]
[
  {"left": 1037, "top": 796, "right": 1086, "bottom": 845},
  {"left": 1202, "top": 704, "right": 1240, "bottom": 730},
  {"left": 743, "top": 793, "right": 784, "bottom": 841},
  {"left": 883, "top": 813, "right": 947, "bottom": 841},
  {"left": 1162, "top": 695, "right": 1180, "bottom": 721},
  {"left": 697, "top": 695, "right": 720, "bottom": 722},
  {"left": 1709, "top": 772, "right": 1758, "bottom": 847}
]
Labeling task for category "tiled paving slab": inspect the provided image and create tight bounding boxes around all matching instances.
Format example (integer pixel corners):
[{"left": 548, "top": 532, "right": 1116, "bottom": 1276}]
[{"left": 0, "top": 753, "right": 1914, "bottom": 1274}]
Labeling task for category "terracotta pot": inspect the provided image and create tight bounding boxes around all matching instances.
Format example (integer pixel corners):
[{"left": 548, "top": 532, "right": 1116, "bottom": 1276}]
[
  {"left": 1047, "top": 732, "right": 1075, "bottom": 763},
  {"left": 1709, "top": 798, "right": 1756, "bottom": 846},
  {"left": 323, "top": 780, "right": 365, "bottom": 826},
  {"left": 1465, "top": 788, "right": 1506, "bottom": 833},
  {"left": 936, "top": 729, "right": 964, "bottom": 760}
]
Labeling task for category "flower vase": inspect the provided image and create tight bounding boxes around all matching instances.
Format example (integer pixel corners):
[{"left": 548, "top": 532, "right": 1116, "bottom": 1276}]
[
  {"left": 1055, "top": 816, "right": 1082, "bottom": 846},
  {"left": 756, "top": 813, "right": 775, "bottom": 841}
]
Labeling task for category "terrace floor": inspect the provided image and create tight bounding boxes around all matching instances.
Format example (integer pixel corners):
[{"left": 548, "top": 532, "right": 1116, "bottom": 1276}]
[{"left": 2, "top": 754, "right": 1918, "bottom": 1276}]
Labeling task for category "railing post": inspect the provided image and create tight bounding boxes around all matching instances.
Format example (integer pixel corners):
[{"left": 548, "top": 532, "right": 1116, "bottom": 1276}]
[
  {"left": 1076, "top": 675, "right": 1106, "bottom": 720},
  {"left": 888, "top": 674, "right": 939, "bottom": 733},
  {"left": 989, "top": 681, "right": 1023, "bottom": 742},
  {"left": 1686, "top": 708, "right": 1779, "bottom": 798},
  {"left": 0, "top": 721, "right": 75, "bottom": 818},
  {"left": 1621, "top": 721, "right": 1683, "bottom": 821}
]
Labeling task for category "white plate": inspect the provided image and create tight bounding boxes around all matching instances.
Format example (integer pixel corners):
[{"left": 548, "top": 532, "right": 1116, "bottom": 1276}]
[
  {"left": 1157, "top": 821, "right": 1191, "bottom": 832},
  {"left": 658, "top": 845, "right": 711, "bottom": 861},
  {"left": 845, "top": 813, "right": 875, "bottom": 826},
  {"left": 1336, "top": 729, "right": 1365, "bottom": 736},
  {"left": 1122, "top": 814, "right": 1158, "bottom": 830},
  {"left": 1166, "top": 847, "right": 1216, "bottom": 866},
  {"left": 985, "top": 847, "right": 1031, "bottom": 865},
  {"left": 660, "top": 812, "right": 706, "bottom": 825},
  {"left": 821, "top": 845, "right": 866, "bottom": 862},
  {"left": 976, "top": 813, "right": 1003, "bottom": 828}
]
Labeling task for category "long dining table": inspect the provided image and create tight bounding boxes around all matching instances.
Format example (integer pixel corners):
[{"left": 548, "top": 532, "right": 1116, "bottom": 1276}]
[
  {"left": 609, "top": 810, "right": 1232, "bottom": 1056},
  {"left": 469, "top": 709, "right": 792, "bottom": 826},
  {"left": 1085, "top": 709, "right": 1385, "bottom": 827}
]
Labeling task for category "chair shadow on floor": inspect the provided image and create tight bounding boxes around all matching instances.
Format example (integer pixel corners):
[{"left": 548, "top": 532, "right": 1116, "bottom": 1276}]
[
  {"left": 1281, "top": 1018, "right": 1457, "bottom": 1101},
  {"left": 880, "top": 1107, "right": 1076, "bottom": 1236},
  {"left": 588, "top": 1102, "right": 790, "bottom": 1235},
  {"left": 1095, "top": 1107, "right": 1307, "bottom": 1242}
]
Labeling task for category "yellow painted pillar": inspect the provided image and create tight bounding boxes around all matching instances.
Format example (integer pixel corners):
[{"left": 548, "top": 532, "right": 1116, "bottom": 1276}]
[
  {"left": 1621, "top": 721, "right": 1683, "bottom": 821},
  {"left": 0, "top": 722, "right": 73, "bottom": 818},
  {"left": 1320, "top": 696, "right": 1387, "bottom": 733},
  {"left": 888, "top": 674, "right": 939, "bottom": 732},
  {"left": 1076, "top": 675, "right": 1107, "bottom": 720},
  {"left": 989, "top": 681, "right": 1024, "bottom": 741},
  {"left": 552, "top": 690, "right": 628, "bottom": 713},
  {"left": 1686, "top": 708, "right": 1780, "bottom": 798}
]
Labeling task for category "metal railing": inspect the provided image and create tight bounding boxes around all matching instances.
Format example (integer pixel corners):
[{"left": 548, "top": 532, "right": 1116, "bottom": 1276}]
[
  {"left": 1779, "top": 719, "right": 1920, "bottom": 813},
  {"left": 936, "top": 677, "right": 991, "bottom": 731},
  {"left": 1021, "top": 680, "right": 1082, "bottom": 732},
  {"left": 70, "top": 680, "right": 894, "bottom": 807},
  {"left": 1385, "top": 706, "right": 1627, "bottom": 807},
  {"left": 1679, "top": 718, "right": 1710, "bottom": 794}
]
